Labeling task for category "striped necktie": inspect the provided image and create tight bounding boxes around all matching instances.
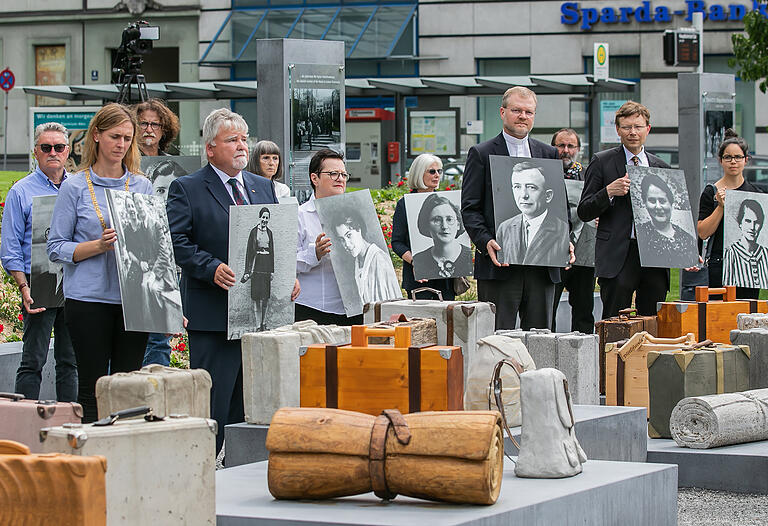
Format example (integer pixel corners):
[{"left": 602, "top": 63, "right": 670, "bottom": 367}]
[
  {"left": 227, "top": 178, "right": 247, "bottom": 205},
  {"left": 631, "top": 155, "right": 640, "bottom": 166}
]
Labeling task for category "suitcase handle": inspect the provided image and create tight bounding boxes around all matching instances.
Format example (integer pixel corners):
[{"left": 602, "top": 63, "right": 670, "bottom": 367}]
[
  {"left": 643, "top": 333, "right": 695, "bottom": 345},
  {"left": 93, "top": 406, "right": 153, "bottom": 427},
  {"left": 0, "top": 440, "right": 30, "bottom": 455},
  {"left": 695, "top": 285, "right": 736, "bottom": 302},
  {"left": 410, "top": 287, "right": 443, "bottom": 301},
  {"left": 350, "top": 325, "right": 411, "bottom": 348},
  {"left": 618, "top": 308, "right": 637, "bottom": 317},
  {"left": 0, "top": 392, "right": 25, "bottom": 401}
]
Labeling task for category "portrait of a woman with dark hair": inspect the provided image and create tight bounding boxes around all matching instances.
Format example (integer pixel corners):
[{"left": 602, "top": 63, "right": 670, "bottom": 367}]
[
  {"left": 635, "top": 172, "right": 698, "bottom": 267},
  {"left": 723, "top": 198, "right": 768, "bottom": 288},
  {"left": 241, "top": 207, "right": 275, "bottom": 331},
  {"left": 412, "top": 192, "right": 473, "bottom": 279},
  {"left": 147, "top": 160, "right": 188, "bottom": 201}
]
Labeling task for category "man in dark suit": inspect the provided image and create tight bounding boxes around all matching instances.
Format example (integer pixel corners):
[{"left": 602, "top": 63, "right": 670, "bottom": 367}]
[
  {"left": 577, "top": 101, "right": 670, "bottom": 319},
  {"left": 497, "top": 162, "right": 569, "bottom": 266},
  {"left": 462, "top": 86, "right": 571, "bottom": 330},
  {"left": 166, "top": 108, "right": 299, "bottom": 453}
]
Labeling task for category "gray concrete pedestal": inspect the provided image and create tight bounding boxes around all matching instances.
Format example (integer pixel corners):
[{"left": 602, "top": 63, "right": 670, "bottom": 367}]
[{"left": 0, "top": 341, "right": 55, "bottom": 399}]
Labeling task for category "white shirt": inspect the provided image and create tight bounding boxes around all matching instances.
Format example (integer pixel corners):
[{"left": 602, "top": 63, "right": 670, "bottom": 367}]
[
  {"left": 623, "top": 145, "right": 649, "bottom": 167},
  {"left": 211, "top": 163, "right": 248, "bottom": 204},
  {"left": 296, "top": 194, "right": 346, "bottom": 315},
  {"left": 273, "top": 180, "right": 291, "bottom": 199},
  {"left": 503, "top": 130, "right": 531, "bottom": 158},
  {"left": 522, "top": 210, "right": 548, "bottom": 247}
]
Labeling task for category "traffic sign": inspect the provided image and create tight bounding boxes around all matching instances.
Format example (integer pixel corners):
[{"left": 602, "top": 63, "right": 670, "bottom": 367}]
[
  {"left": 0, "top": 68, "right": 15, "bottom": 92},
  {"left": 594, "top": 43, "right": 609, "bottom": 81}
]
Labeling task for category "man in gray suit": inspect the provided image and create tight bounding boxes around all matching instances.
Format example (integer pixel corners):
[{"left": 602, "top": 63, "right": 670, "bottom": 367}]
[{"left": 497, "top": 162, "right": 569, "bottom": 266}]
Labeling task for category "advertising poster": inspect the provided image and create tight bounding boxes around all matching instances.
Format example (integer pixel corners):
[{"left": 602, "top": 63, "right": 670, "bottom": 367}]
[
  {"left": 34, "top": 45, "right": 66, "bottom": 107},
  {"left": 29, "top": 106, "right": 100, "bottom": 172},
  {"left": 408, "top": 110, "right": 458, "bottom": 157},
  {"left": 600, "top": 100, "right": 625, "bottom": 144}
]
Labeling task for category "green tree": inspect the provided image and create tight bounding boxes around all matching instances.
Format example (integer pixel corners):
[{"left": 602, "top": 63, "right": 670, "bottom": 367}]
[{"left": 731, "top": 3, "right": 768, "bottom": 93}]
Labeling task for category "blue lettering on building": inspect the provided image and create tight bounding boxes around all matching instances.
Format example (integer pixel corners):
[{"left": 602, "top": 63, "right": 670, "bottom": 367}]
[{"left": 560, "top": 1, "right": 767, "bottom": 30}]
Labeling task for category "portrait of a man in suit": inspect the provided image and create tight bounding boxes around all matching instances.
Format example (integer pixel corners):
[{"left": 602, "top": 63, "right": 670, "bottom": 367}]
[{"left": 497, "top": 161, "right": 569, "bottom": 266}]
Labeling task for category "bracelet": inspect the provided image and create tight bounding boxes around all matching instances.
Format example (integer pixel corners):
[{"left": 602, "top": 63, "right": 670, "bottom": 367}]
[{"left": 18, "top": 283, "right": 28, "bottom": 291}]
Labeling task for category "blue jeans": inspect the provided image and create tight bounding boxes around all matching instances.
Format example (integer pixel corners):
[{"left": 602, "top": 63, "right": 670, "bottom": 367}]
[
  {"left": 143, "top": 333, "right": 171, "bottom": 366},
  {"left": 16, "top": 305, "right": 78, "bottom": 402}
]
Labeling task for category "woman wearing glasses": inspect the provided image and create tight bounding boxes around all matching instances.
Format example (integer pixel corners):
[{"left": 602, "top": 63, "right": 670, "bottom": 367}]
[
  {"left": 247, "top": 140, "right": 291, "bottom": 200},
  {"left": 47, "top": 103, "right": 153, "bottom": 422},
  {"left": 697, "top": 129, "right": 762, "bottom": 298},
  {"left": 392, "top": 154, "right": 460, "bottom": 300}
]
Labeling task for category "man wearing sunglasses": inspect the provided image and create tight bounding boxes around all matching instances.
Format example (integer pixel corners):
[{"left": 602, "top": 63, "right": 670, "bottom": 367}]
[{"left": 1, "top": 122, "right": 77, "bottom": 402}]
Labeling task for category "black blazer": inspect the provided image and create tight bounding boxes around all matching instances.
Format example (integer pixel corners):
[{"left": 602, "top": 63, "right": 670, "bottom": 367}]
[
  {"left": 577, "top": 146, "right": 670, "bottom": 279},
  {"left": 166, "top": 164, "right": 278, "bottom": 331},
  {"left": 460, "top": 132, "right": 560, "bottom": 282}
]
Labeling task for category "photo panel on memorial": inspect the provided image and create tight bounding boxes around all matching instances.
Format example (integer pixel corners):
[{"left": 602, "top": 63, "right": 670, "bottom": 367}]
[
  {"left": 140, "top": 156, "right": 202, "bottom": 201},
  {"left": 564, "top": 179, "right": 596, "bottom": 268},
  {"left": 30, "top": 195, "right": 64, "bottom": 308},
  {"left": 403, "top": 190, "right": 474, "bottom": 280},
  {"left": 723, "top": 190, "right": 768, "bottom": 289},
  {"left": 227, "top": 203, "right": 298, "bottom": 340},
  {"left": 315, "top": 189, "right": 402, "bottom": 316},
  {"left": 105, "top": 189, "right": 184, "bottom": 334},
  {"left": 628, "top": 166, "right": 699, "bottom": 269},
  {"left": 489, "top": 156, "right": 570, "bottom": 267}
]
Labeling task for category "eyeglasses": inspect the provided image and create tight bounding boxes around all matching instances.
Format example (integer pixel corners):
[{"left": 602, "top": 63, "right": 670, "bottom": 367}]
[
  {"left": 320, "top": 170, "right": 349, "bottom": 181},
  {"left": 139, "top": 121, "right": 162, "bottom": 130},
  {"left": 618, "top": 125, "right": 648, "bottom": 132},
  {"left": 430, "top": 216, "right": 457, "bottom": 226},
  {"left": 427, "top": 168, "right": 443, "bottom": 175},
  {"left": 722, "top": 155, "right": 746, "bottom": 162},
  {"left": 38, "top": 143, "right": 67, "bottom": 153},
  {"left": 505, "top": 108, "right": 535, "bottom": 118}
]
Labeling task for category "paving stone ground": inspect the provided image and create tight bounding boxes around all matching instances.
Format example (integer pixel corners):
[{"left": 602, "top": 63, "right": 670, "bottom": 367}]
[{"left": 679, "top": 488, "right": 768, "bottom": 525}]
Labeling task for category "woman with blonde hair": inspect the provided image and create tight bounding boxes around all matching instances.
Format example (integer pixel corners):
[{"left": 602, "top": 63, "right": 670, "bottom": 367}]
[
  {"left": 47, "top": 103, "right": 154, "bottom": 422},
  {"left": 247, "top": 140, "right": 291, "bottom": 199}
]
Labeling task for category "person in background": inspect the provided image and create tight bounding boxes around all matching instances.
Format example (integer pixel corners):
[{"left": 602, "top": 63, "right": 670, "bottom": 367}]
[
  {"left": 1, "top": 122, "right": 77, "bottom": 402},
  {"left": 247, "top": 140, "right": 291, "bottom": 200},
  {"left": 47, "top": 103, "right": 153, "bottom": 422},
  {"left": 132, "top": 99, "right": 180, "bottom": 157}
]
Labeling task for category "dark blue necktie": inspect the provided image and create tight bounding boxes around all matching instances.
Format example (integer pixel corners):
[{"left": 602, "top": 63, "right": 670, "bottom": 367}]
[{"left": 227, "top": 178, "right": 247, "bottom": 205}]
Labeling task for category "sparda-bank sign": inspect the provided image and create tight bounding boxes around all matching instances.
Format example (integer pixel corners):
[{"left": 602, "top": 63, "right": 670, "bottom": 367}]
[{"left": 561, "top": 1, "right": 768, "bottom": 30}]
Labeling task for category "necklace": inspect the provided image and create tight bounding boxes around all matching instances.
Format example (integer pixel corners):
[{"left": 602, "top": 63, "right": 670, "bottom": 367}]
[{"left": 84, "top": 170, "right": 130, "bottom": 230}]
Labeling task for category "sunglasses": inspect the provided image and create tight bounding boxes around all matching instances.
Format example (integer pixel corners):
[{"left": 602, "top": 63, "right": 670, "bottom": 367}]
[
  {"left": 39, "top": 143, "right": 67, "bottom": 153},
  {"left": 427, "top": 168, "right": 443, "bottom": 175}
]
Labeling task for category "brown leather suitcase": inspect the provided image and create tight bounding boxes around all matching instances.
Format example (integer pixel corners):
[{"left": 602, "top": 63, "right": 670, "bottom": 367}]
[
  {"left": 595, "top": 308, "right": 658, "bottom": 395},
  {"left": 0, "top": 392, "right": 83, "bottom": 452},
  {"left": 300, "top": 325, "right": 463, "bottom": 415},
  {"left": 0, "top": 439, "right": 106, "bottom": 525}
]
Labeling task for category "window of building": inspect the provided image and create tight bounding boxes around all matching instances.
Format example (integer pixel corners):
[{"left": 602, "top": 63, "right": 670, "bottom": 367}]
[
  {"left": 35, "top": 45, "right": 67, "bottom": 106},
  {"left": 475, "top": 58, "right": 531, "bottom": 144}
]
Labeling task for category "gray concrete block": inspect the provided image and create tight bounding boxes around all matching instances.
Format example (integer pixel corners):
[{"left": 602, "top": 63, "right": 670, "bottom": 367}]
[
  {"left": 729, "top": 328, "right": 768, "bottom": 389},
  {"left": 0, "top": 341, "right": 56, "bottom": 400},
  {"left": 224, "top": 405, "right": 647, "bottom": 468},
  {"left": 216, "top": 459, "right": 677, "bottom": 525},
  {"left": 555, "top": 291, "right": 603, "bottom": 333},
  {"left": 647, "top": 437, "right": 768, "bottom": 494}
]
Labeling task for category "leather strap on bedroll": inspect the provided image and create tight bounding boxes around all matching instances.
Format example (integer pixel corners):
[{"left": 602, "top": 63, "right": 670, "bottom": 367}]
[
  {"left": 491, "top": 358, "right": 524, "bottom": 456},
  {"left": 369, "top": 409, "right": 412, "bottom": 500}
]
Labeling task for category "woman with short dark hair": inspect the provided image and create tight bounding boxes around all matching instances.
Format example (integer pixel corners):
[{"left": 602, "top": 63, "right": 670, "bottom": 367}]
[{"left": 248, "top": 140, "right": 290, "bottom": 199}]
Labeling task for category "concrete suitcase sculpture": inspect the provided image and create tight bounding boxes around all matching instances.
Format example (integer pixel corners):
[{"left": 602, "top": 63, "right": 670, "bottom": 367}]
[
  {"left": 737, "top": 313, "right": 768, "bottom": 330},
  {"left": 363, "top": 292, "right": 495, "bottom": 390},
  {"left": 657, "top": 285, "right": 768, "bottom": 344},
  {"left": 40, "top": 407, "right": 216, "bottom": 526},
  {"left": 464, "top": 335, "right": 535, "bottom": 427},
  {"left": 595, "top": 308, "right": 658, "bottom": 395},
  {"left": 95, "top": 365, "right": 211, "bottom": 419},
  {"left": 266, "top": 407, "right": 504, "bottom": 504},
  {"left": 729, "top": 328, "right": 768, "bottom": 389},
  {"left": 300, "top": 325, "right": 463, "bottom": 415},
  {"left": 496, "top": 329, "right": 598, "bottom": 405},
  {"left": 0, "top": 439, "right": 107, "bottom": 526},
  {"left": 647, "top": 343, "right": 751, "bottom": 439},
  {"left": 0, "top": 392, "right": 82, "bottom": 452},
  {"left": 241, "top": 321, "right": 351, "bottom": 424},
  {"left": 670, "top": 388, "right": 768, "bottom": 449}
]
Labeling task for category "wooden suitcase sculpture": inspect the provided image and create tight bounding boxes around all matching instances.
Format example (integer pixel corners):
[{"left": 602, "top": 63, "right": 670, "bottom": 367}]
[
  {"left": 0, "top": 439, "right": 106, "bottom": 526},
  {"left": 0, "top": 392, "right": 82, "bottom": 452},
  {"left": 657, "top": 286, "right": 768, "bottom": 344},
  {"left": 366, "top": 314, "right": 438, "bottom": 347},
  {"left": 266, "top": 407, "right": 504, "bottom": 505},
  {"left": 647, "top": 343, "right": 751, "bottom": 438},
  {"left": 300, "top": 325, "right": 463, "bottom": 415},
  {"left": 595, "top": 308, "right": 658, "bottom": 395},
  {"left": 604, "top": 332, "right": 697, "bottom": 416}
]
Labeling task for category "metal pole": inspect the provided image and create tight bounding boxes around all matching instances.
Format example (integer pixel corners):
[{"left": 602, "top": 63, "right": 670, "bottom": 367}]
[
  {"left": 692, "top": 12, "right": 704, "bottom": 74},
  {"left": 3, "top": 91, "right": 7, "bottom": 171}
]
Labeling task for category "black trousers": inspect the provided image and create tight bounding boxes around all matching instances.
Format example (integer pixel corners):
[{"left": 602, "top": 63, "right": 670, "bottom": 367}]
[
  {"left": 553, "top": 265, "right": 596, "bottom": 333},
  {"left": 65, "top": 299, "right": 148, "bottom": 423},
  {"left": 477, "top": 267, "right": 555, "bottom": 330},
  {"left": 598, "top": 240, "right": 669, "bottom": 319},
  {"left": 295, "top": 303, "right": 363, "bottom": 326}
]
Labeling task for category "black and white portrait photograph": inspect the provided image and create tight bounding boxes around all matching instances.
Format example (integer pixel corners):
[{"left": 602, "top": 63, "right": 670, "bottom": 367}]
[
  {"left": 489, "top": 156, "right": 569, "bottom": 267},
  {"left": 105, "top": 189, "right": 184, "bottom": 334},
  {"left": 140, "top": 156, "right": 202, "bottom": 201},
  {"left": 30, "top": 195, "right": 64, "bottom": 308},
  {"left": 227, "top": 203, "right": 298, "bottom": 340},
  {"left": 315, "top": 189, "right": 402, "bottom": 316},
  {"left": 723, "top": 190, "right": 768, "bottom": 289},
  {"left": 403, "top": 190, "right": 473, "bottom": 280},
  {"left": 628, "top": 166, "right": 699, "bottom": 269},
  {"left": 564, "top": 179, "right": 596, "bottom": 268}
]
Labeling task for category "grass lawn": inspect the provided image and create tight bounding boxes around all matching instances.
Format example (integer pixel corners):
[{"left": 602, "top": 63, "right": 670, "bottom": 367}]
[{"left": 0, "top": 171, "right": 26, "bottom": 201}]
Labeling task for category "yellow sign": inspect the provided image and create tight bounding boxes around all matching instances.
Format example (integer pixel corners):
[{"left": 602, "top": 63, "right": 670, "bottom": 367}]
[{"left": 596, "top": 45, "right": 607, "bottom": 66}]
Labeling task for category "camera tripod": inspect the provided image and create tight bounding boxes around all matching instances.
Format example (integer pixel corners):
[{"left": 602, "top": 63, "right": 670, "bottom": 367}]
[{"left": 116, "top": 73, "right": 149, "bottom": 105}]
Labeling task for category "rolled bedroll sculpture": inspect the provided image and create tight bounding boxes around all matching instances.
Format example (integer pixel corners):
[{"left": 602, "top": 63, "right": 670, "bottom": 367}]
[
  {"left": 670, "top": 388, "right": 768, "bottom": 449},
  {"left": 265, "top": 407, "right": 504, "bottom": 505}
]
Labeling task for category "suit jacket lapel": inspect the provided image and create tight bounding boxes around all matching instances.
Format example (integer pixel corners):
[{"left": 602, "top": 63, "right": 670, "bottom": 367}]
[
  {"left": 243, "top": 172, "right": 277, "bottom": 204},
  {"left": 529, "top": 138, "right": 542, "bottom": 158},
  {"left": 492, "top": 133, "right": 509, "bottom": 156},
  {"left": 612, "top": 146, "right": 628, "bottom": 181},
  {"left": 204, "top": 165, "right": 235, "bottom": 213}
]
